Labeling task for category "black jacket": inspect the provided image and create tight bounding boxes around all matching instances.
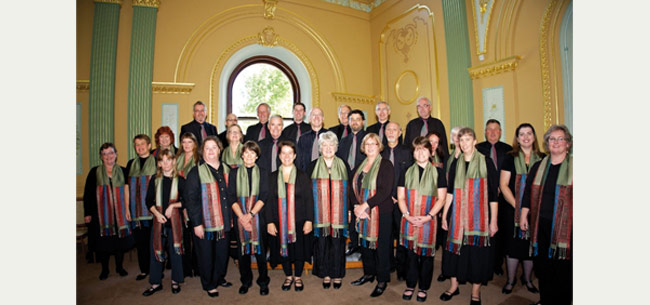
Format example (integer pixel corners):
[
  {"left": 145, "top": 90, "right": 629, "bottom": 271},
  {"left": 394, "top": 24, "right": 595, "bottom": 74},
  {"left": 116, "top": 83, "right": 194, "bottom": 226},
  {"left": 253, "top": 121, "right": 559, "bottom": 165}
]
[
  {"left": 296, "top": 128, "right": 329, "bottom": 171},
  {"left": 336, "top": 130, "right": 367, "bottom": 174},
  {"left": 180, "top": 120, "right": 218, "bottom": 144},
  {"left": 281, "top": 122, "right": 311, "bottom": 144},
  {"left": 475, "top": 141, "right": 513, "bottom": 171},
  {"left": 404, "top": 117, "right": 449, "bottom": 157},
  {"left": 244, "top": 122, "right": 270, "bottom": 143}
]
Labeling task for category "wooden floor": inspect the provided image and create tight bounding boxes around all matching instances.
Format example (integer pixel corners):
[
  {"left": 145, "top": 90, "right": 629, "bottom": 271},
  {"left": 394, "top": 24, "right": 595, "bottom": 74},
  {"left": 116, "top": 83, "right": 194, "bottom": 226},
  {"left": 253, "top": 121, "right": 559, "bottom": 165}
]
[{"left": 76, "top": 247, "right": 540, "bottom": 305}]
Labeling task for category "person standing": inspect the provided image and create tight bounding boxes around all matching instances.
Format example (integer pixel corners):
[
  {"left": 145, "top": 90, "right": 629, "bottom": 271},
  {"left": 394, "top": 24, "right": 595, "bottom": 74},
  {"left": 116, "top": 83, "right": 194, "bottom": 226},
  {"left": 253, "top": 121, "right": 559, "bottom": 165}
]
[
  {"left": 244, "top": 103, "right": 271, "bottom": 143},
  {"left": 175, "top": 132, "right": 200, "bottom": 278},
  {"left": 404, "top": 97, "right": 449, "bottom": 157},
  {"left": 329, "top": 104, "right": 351, "bottom": 140},
  {"left": 296, "top": 107, "right": 328, "bottom": 171},
  {"left": 282, "top": 102, "right": 311, "bottom": 144},
  {"left": 520, "top": 125, "right": 573, "bottom": 305},
  {"left": 83, "top": 143, "right": 134, "bottom": 280},
  {"left": 367, "top": 101, "right": 400, "bottom": 146},
  {"left": 184, "top": 136, "right": 232, "bottom": 298},
  {"left": 127, "top": 134, "right": 157, "bottom": 281},
  {"left": 218, "top": 113, "right": 239, "bottom": 147},
  {"left": 258, "top": 115, "right": 286, "bottom": 173},
  {"left": 151, "top": 126, "right": 177, "bottom": 158},
  {"left": 221, "top": 124, "right": 244, "bottom": 169},
  {"left": 180, "top": 101, "right": 218, "bottom": 144}
]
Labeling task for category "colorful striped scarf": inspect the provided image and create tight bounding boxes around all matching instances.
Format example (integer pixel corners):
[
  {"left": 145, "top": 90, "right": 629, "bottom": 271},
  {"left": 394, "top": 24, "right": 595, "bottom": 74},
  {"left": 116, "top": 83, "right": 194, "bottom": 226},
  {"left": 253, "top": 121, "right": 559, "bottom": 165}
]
[
  {"left": 152, "top": 176, "right": 184, "bottom": 262},
  {"left": 277, "top": 165, "right": 297, "bottom": 257},
  {"left": 176, "top": 152, "right": 196, "bottom": 178},
  {"left": 198, "top": 163, "right": 230, "bottom": 240},
  {"left": 446, "top": 152, "right": 490, "bottom": 255},
  {"left": 529, "top": 155, "right": 572, "bottom": 260},
  {"left": 513, "top": 151, "right": 542, "bottom": 239},
  {"left": 129, "top": 156, "right": 156, "bottom": 226},
  {"left": 95, "top": 165, "right": 131, "bottom": 237},
  {"left": 222, "top": 143, "right": 243, "bottom": 169},
  {"left": 400, "top": 162, "right": 438, "bottom": 257},
  {"left": 311, "top": 156, "right": 348, "bottom": 238},
  {"left": 352, "top": 156, "right": 382, "bottom": 249},
  {"left": 236, "top": 165, "right": 262, "bottom": 255}
]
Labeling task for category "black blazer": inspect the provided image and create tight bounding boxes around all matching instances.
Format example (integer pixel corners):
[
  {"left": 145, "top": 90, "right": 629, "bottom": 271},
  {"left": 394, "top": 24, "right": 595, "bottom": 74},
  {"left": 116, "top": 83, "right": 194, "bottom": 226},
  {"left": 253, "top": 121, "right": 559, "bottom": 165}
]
[
  {"left": 404, "top": 117, "right": 449, "bottom": 157},
  {"left": 281, "top": 122, "right": 311, "bottom": 144},
  {"left": 296, "top": 128, "right": 329, "bottom": 171},
  {"left": 380, "top": 144, "right": 414, "bottom": 199},
  {"left": 349, "top": 158, "right": 395, "bottom": 215},
  {"left": 244, "top": 122, "right": 270, "bottom": 143},
  {"left": 180, "top": 120, "right": 218, "bottom": 144},
  {"left": 217, "top": 130, "right": 228, "bottom": 148},
  {"left": 367, "top": 121, "right": 402, "bottom": 147},
  {"left": 257, "top": 136, "right": 286, "bottom": 173},
  {"left": 227, "top": 166, "right": 270, "bottom": 225},
  {"left": 329, "top": 123, "right": 351, "bottom": 140},
  {"left": 336, "top": 130, "right": 367, "bottom": 173},
  {"left": 475, "top": 141, "right": 513, "bottom": 171}
]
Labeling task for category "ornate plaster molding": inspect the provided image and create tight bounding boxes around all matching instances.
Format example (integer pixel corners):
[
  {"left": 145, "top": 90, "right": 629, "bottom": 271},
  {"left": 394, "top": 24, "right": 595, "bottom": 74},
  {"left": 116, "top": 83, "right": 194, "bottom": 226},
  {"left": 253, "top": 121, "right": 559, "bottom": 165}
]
[
  {"left": 94, "top": 0, "right": 123, "bottom": 5},
  {"left": 467, "top": 56, "right": 520, "bottom": 79},
  {"left": 331, "top": 92, "right": 376, "bottom": 105},
  {"left": 152, "top": 82, "right": 195, "bottom": 94},
  {"left": 132, "top": 0, "right": 160, "bottom": 8},
  {"left": 263, "top": 0, "right": 278, "bottom": 19}
]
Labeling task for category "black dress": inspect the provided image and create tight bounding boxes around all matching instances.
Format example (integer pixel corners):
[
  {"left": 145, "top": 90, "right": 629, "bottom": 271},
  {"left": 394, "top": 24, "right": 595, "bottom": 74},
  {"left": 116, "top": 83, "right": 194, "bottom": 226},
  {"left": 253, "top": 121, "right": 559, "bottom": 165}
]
[
  {"left": 441, "top": 156, "right": 498, "bottom": 284},
  {"left": 83, "top": 166, "right": 135, "bottom": 254},
  {"left": 265, "top": 168, "right": 314, "bottom": 268}
]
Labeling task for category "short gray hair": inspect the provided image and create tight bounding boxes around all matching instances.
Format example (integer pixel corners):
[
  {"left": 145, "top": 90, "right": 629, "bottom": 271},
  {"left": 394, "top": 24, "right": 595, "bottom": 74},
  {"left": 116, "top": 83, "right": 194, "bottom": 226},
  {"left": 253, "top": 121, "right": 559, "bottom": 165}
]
[
  {"left": 257, "top": 103, "right": 271, "bottom": 112},
  {"left": 416, "top": 96, "right": 431, "bottom": 106},
  {"left": 375, "top": 101, "right": 390, "bottom": 111},
  {"left": 318, "top": 131, "right": 339, "bottom": 148},
  {"left": 337, "top": 104, "right": 351, "bottom": 115},
  {"left": 542, "top": 124, "right": 572, "bottom": 153}
]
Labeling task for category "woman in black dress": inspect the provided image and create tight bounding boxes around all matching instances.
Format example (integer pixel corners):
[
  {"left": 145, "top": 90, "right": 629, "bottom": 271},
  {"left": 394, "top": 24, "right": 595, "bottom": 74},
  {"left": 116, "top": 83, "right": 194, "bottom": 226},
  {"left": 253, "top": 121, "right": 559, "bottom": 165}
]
[
  {"left": 520, "top": 125, "right": 572, "bottom": 305},
  {"left": 350, "top": 133, "right": 395, "bottom": 298},
  {"left": 499, "top": 123, "right": 545, "bottom": 294},
  {"left": 184, "top": 136, "right": 232, "bottom": 298},
  {"left": 440, "top": 128, "right": 498, "bottom": 305},
  {"left": 266, "top": 141, "right": 313, "bottom": 292},
  {"left": 228, "top": 141, "right": 271, "bottom": 296},
  {"left": 397, "top": 136, "right": 447, "bottom": 302},
  {"left": 83, "top": 142, "right": 134, "bottom": 280},
  {"left": 176, "top": 132, "right": 200, "bottom": 278},
  {"left": 142, "top": 149, "right": 185, "bottom": 296},
  {"left": 307, "top": 131, "right": 350, "bottom": 290}
]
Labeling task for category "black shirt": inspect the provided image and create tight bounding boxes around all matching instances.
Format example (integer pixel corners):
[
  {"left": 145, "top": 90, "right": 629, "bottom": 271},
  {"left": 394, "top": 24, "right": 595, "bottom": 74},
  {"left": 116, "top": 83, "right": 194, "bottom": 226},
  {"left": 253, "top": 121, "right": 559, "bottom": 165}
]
[
  {"left": 447, "top": 157, "right": 499, "bottom": 203},
  {"left": 145, "top": 176, "right": 186, "bottom": 228},
  {"left": 397, "top": 164, "right": 448, "bottom": 190},
  {"left": 522, "top": 160, "right": 560, "bottom": 220},
  {"left": 184, "top": 162, "right": 231, "bottom": 230}
]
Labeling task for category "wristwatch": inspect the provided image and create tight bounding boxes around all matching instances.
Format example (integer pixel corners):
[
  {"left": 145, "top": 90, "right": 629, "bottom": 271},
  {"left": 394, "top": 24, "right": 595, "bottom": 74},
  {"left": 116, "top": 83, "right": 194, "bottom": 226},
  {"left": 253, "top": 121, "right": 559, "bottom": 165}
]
[
  {"left": 402, "top": 211, "right": 409, "bottom": 218},
  {"left": 250, "top": 211, "right": 256, "bottom": 217}
]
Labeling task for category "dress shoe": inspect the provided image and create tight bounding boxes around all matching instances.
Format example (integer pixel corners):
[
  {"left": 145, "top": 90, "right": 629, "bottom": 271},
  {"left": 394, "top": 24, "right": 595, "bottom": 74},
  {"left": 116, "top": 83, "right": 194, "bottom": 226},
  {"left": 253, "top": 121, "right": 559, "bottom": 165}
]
[
  {"left": 219, "top": 281, "right": 232, "bottom": 287},
  {"left": 439, "top": 287, "right": 460, "bottom": 301},
  {"left": 345, "top": 246, "right": 360, "bottom": 256},
  {"left": 521, "top": 277, "right": 539, "bottom": 293},
  {"left": 207, "top": 290, "right": 219, "bottom": 297},
  {"left": 142, "top": 285, "right": 163, "bottom": 296},
  {"left": 470, "top": 297, "right": 481, "bottom": 305},
  {"left": 282, "top": 278, "right": 294, "bottom": 291},
  {"left": 238, "top": 285, "right": 249, "bottom": 294},
  {"left": 294, "top": 278, "right": 304, "bottom": 291},
  {"left": 171, "top": 284, "right": 181, "bottom": 294},
  {"left": 351, "top": 275, "right": 374, "bottom": 286},
  {"left": 370, "top": 282, "right": 387, "bottom": 297},
  {"left": 402, "top": 288, "right": 414, "bottom": 300},
  {"left": 502, "top": 281, "right": 515, "bottom": 294},
  {"left": 493, "top": 266, "right": 504, "bottom": 276},
  {"left": 99, "top": 270, "right": 109, "bottom": 281},
  {"left": 259, "top": 286, "right": 269, "bottom": 295},
  {"left": 136, "top": 273, "right": 148, "bottom": 281},
  {"left": 437, "top": 274, "right": 448, "bottom": 282},
  {"left": 416, "top": 290, "right": 428, "bottom": 302},
  {"left": 117, "top": 268, "right": 128, "bottom": 277},
  {"left": 333, "top": 280, "right": 342, "bottom": 289}
]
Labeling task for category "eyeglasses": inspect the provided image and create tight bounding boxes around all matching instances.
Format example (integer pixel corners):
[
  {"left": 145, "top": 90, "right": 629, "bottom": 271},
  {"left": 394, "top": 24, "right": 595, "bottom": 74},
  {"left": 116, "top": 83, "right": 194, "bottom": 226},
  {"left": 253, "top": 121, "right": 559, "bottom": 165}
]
[
  {"left": 548, "top": 137, "right": 566, "bottom": 143},
  {"left": 365, "top": 143, "right": 379, "bottom": 147}
]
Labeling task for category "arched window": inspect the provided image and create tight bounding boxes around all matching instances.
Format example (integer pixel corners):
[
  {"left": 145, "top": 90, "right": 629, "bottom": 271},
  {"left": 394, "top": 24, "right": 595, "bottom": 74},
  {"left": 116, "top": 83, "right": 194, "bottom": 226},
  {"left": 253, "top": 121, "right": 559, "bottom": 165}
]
[{"left": 227, "top": 56, "right": 300, "bottom": 131}]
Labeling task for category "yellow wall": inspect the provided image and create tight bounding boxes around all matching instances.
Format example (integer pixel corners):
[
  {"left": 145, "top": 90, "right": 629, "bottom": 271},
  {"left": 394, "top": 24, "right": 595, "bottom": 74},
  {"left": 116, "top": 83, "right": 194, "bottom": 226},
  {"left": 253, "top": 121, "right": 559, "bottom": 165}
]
[{"left": 76, "top": 0, "right": 569, "bottom": 196}]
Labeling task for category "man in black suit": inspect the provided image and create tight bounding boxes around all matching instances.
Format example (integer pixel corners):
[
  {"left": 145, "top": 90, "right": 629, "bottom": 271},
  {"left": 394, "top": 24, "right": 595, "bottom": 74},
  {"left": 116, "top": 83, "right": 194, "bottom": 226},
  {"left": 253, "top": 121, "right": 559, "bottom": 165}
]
[
  {"left": 379, "top": 122, "right": 413, "bottom": 281},
  {"left": 404, "top": 97, "right": 449, "bottom": 157},
  {"left": 218, "top": 113, "right": 238, "bottom": 146},
  {"left": 336, "top": 109, "right": 367, "bottom": 256},
  {"left": 366, "top": 101, "right": 400, "bottom": 146},
  {"left": 475, "top": 119, "right": 513, "bottom": 276},
  {"left": 281, "top": 102, "right": 311, "bottom": 144},
  {"left": 180, "top": 101, "right": 218, "bottom": 144},
  {"left": 244, "top": 103, "right": 271, "bottom": 143},
  {"left": 257, "top": 115, "right": 285, "bottom": 173},
  {"left": 329, "top": 104, "right": 351, "bottom": 140},
  {"left": 295, "top": 107, "right": 327, "bottom": 171}
]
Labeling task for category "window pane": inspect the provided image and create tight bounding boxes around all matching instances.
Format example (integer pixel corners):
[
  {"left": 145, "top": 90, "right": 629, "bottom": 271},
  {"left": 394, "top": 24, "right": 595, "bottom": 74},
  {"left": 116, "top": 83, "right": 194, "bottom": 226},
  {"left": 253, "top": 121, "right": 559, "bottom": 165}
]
[{"left": 232, "top": 63, "right": 294, "bottom": 119}]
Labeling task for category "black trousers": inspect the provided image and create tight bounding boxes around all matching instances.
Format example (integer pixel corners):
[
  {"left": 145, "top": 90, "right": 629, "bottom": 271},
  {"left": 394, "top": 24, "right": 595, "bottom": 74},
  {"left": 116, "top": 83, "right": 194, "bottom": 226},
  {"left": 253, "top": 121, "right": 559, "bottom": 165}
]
[
  {"left": 406, "top": 251, "right": 434, "bottom": 290},
  {"left": 492, "top": 201, "right": 509, "bottom": 271},
  {"left": 360, "top": 213, "right": 392, "bottom": 283},
  {"left": 281, "top": 258, "right": 304, "bottom": 277},
  {"left": 392, "top": 207, "right": 408, "bottom": 278},
  {"left": 238, "top": 252, "right": 269, "bottom": 287},
  {"left": 98, "top": 251, "right": 125, "bottom": 273},
  {"left": 181, "top": 220, "right": 199, "bottom": 277},
  {"left": 534, "top": 218, "right": 572, "bottom": 305},
  {"left": 193, "top": 234, "right": 229, "bottom": 291},
  {"left": 149, "top": 227, "right": 184, "bottom": 285},
  {"left": 348, "top": 211, "right": 359, "bottom": 249},
  {"left": 312, "top": 235, "right": 346, "bottom": 279},
  {"left": 133, "top": 225, "right": 151, "bottom": 274}
]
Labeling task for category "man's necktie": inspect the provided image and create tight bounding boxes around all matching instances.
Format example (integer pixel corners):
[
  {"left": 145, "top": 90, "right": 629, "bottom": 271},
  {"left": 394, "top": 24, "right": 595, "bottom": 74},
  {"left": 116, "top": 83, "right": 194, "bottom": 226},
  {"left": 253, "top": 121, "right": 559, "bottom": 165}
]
[
  {"left": 258, "top": 123, "right": 266, "bottom": 141},
  {"left": 347, "top": 134, "right": 357, "bottom": 167},
  {"left": 271, "top": 139, "right": 278, "bottom": 172},
  {"left": 490, "top": 143, "right": 498, "bottom": 168},
  {"left": 200, "top": 124, "right": 208, "bottom": 143},
  {"left": 420, "top": 119, "right": 428, "bottom": 136}
]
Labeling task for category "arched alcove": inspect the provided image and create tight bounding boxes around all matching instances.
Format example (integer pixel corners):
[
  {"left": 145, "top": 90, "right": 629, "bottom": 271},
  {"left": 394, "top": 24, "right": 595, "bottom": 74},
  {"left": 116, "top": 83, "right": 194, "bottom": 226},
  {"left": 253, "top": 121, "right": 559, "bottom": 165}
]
[{"left": 560, "top": 1, "right": 573, "bottom": 132}]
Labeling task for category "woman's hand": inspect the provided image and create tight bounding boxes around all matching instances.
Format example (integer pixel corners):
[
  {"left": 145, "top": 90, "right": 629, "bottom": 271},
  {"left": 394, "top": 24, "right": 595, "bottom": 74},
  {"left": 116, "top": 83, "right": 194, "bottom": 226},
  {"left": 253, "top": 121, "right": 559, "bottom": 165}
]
[
  {"left": 405, "top": 215, "right": 420, "bottom": 227},
  {"left": 155, "top": 213, "right": 167, "bottom": 224},
  {"left": 125, "top": 210, "right": 132, "bottom": 222},
  {"left": 520, "top": 218, "right": 529, "bottom": 231},
  {"left": 239, "top": 215, "right": 253, "bottom": 232},
  {"left": 354, "top": 204, "right": 370, "bottom": 219},
  {"left": 84, "top": 216, "right": 92, "bottom": 223},
  {"left": 489, "top": 221, "right": 498, "bottom": 237},
  {"left": 267, "top": 223, "right": 278, "bottom": 236},
  {"left": 441, "top": 218, "right": 448, "bottom": 231},
  {"left": 164, "top": 206, "right": 174, "bottom": 219},
  {"left": 239, "top": 213, "right": 252, "bottom": 225},
  {"left": 303, "top": 221, "right": 313, "bottom": 234},
  {"left": 194, "top": 225, "right": 205, "bottom": 239}
]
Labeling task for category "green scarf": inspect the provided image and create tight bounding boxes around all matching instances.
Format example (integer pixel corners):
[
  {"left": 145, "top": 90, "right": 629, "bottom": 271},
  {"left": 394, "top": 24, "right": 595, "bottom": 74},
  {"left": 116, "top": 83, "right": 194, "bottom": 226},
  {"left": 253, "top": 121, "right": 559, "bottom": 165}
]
[
  {"left": 513, "top": 150, "right": 542, "bottom": 238},
  {"left": 400, "top": 162, "right": 438, "bottom": 256},
  {"left": 236, "top": 165, "right": 262, "bottom": 255},
  {"left": 311, "top": 156, "right": 349, "bottom": 238},
  {"left": 95, "top": 165, "right": 130, "bottom": 237},
  {"left": 222, "top": 144, "right": 243, "bottom": 168},
  {"left": 277, "top": 165, "right": 297, "bottom": 256},
  {"left": 176, "top": 152, "right": 196, "bottom": 178},
  {"left": 129, "top": 155, "right": 156, "bottom": 223},
  {"left": 352, "top": 156, "right": 382, "bottom": 249}
]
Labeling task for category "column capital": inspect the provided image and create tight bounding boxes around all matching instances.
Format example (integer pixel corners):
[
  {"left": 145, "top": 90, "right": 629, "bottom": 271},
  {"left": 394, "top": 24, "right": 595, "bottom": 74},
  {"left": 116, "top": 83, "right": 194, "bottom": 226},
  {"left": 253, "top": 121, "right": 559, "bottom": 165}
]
[
  {"left": 132, "top": 0, "right": 160, "bottom": 8},
  {"left": 94, "top": 0, "right": 123, "bottom": 6}
]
